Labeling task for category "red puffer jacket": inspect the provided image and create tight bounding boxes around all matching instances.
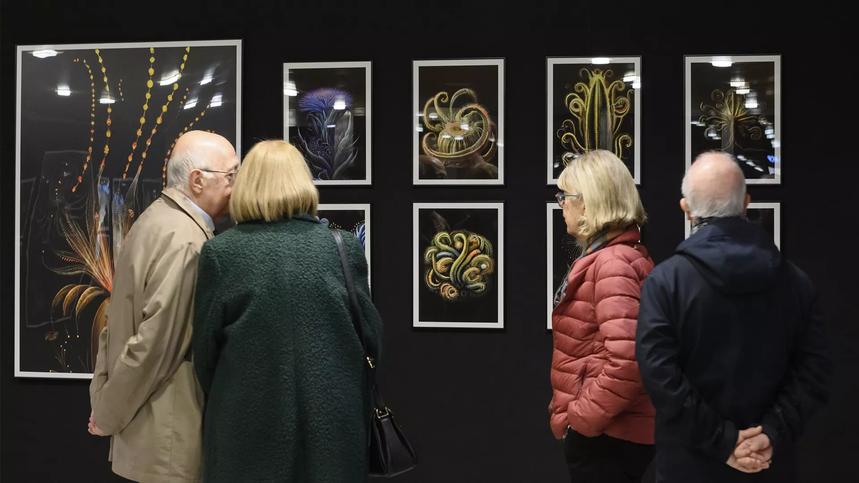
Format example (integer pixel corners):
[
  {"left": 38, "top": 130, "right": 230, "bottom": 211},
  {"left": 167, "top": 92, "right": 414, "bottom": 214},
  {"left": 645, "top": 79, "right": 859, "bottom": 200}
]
[{"left": 549, "top": 227, "right": 655, "bottom": 444}]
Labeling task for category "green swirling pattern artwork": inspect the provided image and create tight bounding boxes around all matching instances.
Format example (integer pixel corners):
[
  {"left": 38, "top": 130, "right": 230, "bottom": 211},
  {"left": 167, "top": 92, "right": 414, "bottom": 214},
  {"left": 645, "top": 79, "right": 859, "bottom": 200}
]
[{"left": 423, "top": 230, "right": 495, "bottom": 301}]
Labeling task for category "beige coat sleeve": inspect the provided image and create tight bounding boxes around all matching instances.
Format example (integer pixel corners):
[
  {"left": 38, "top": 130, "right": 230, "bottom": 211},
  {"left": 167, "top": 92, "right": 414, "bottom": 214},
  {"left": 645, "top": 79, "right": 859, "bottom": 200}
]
[{"left": 90, "top": 241, "right": 200, "bottom": 435}]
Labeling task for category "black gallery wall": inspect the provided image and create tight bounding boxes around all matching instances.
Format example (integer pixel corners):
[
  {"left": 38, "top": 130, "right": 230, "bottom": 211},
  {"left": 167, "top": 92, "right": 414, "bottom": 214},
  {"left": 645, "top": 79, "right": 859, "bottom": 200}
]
[{"left": 1, "top": 1, "right": 857, "bottom": 481}]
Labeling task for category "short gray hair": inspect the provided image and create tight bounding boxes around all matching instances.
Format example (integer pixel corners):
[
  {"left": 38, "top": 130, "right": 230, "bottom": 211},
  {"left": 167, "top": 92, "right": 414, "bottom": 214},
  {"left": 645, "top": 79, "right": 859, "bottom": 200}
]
[
  {"left": 166, "top": 146, "right": 210, "bottom": 190},
  {"left": 681, "top": 151, "right": 746, "bottom": 218}
]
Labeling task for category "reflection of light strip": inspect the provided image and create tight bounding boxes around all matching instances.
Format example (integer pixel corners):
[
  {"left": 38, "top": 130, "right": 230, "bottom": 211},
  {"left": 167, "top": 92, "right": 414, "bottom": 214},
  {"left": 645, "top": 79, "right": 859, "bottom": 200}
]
[
  {"left": 441, "top": 134, "right": 452, "bottom": 139},
  {"left": 415, "top": 111, "right": 422, "bottom": 117},
  {"left": 326, "top": 124, "right": 336, "bottom": 128},
  {"left": 711, "top": 57, "right": 732, "bottom": 67},
  {"left": 333, "top": 99, "right": 346, "bottom": 110},
  {"left": 32, "top": 49, "right": 59, "bottom": 58},
  {"left": 744, "top": 98, "right": 758, "bottom": 109},
  {"left": 200, "top": 74, "right": 213, "bottom": 85},
  {"left": 159, "top": 71, "right": 181, "bottom": 86},
  {"left": 691, "top": 121, "right": 705, "bottom": 126},
  {"left": 454, "top": 135, "right": 464, "bottom": 141},
  {"left": 623, "top": 72, "right": 637, "bottom": 83},
  {"left": 184, "top": 98, "right": 198, "bottom": 110},
  {"left": 283, "top": 81, "right": 297, "bottom": 96},
  {"left": 460, "top": 123, "right": 469, "bottom": 130},
  {"left": 632, "top": 80, "right": 641, "bottom": 89},
  {"left": 416, "top": 126, "right": 424, "bottom": 132},
  {"left": 736, "top": 87, "right": 750, "bottom": 95},
  {"left": 591, "top": 57, "right": 610, "bottom": 64},
  {"left": 99, "top": 95, "right": 115, "bottom": 104},
  {"left": 730, "top": 78, "right": 746, "bottom": 88},
  {"left": 56, "top": 85, "right": 71, "bottom": 96},
  {"left": 209, "top": 93, "right": 223, "bottom": 108},
  {"left": 428, "top": 113, "right": 439, "bottom": 120}
]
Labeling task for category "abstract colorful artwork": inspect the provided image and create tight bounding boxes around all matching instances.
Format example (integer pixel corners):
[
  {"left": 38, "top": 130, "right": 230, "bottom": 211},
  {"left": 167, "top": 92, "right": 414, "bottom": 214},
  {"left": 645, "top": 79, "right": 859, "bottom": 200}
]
[
  {"left": 413, "top": 59, "right": 504, "bottom": 185},
  {"left": 15, "top": 40, "right": 241, "bottom": 378},
  {"left": 413, "top": 203, "right": 503, "bottom": 328},
  {"left": 284, "top": 62, "right": 371, "bottom": 185},
  {"left": 548, "top": 57, "right": 641, "bottom": 184}
]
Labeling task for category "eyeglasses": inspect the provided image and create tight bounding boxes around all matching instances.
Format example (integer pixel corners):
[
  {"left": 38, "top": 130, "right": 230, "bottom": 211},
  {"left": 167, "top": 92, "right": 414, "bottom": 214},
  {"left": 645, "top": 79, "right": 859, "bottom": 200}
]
[
  {"left": 199, "top": 168, "right": 238, "bottom": 184},
  {"left": 555, "top": 191, "right": 582, "bottom": 206}
]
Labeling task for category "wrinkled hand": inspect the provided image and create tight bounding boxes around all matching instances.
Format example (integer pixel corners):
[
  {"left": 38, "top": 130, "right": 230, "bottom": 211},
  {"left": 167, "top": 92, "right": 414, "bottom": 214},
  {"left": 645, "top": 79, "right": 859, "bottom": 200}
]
[
  {"left": 726, "top": 426, "right": 771, "bottom": 473},
  {"left": 88, "top": 411, "right": 107, "bottom": 437}
]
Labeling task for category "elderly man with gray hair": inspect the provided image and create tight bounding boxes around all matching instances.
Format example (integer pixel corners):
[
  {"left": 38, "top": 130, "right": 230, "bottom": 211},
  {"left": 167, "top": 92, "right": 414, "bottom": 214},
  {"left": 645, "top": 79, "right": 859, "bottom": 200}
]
[
  {"left": 635, "top": 151, "right": 831, "bottom": 482},
  {"left": 88, "top": 130, "right": 238, "bottom": 483}
]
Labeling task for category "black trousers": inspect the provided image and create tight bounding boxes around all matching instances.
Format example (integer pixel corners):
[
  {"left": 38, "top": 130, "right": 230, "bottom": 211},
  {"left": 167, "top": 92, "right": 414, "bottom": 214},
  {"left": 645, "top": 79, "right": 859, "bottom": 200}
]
[{"left": 564, "top": 428, "right": 654, "bottom": 483}]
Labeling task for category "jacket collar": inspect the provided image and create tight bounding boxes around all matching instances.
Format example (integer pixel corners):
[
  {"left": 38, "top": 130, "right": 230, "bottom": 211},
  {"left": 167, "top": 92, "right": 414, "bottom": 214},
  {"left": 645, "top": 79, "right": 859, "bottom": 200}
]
[{"left": 161, "top": 187, "right": 215, "bottom": 240}]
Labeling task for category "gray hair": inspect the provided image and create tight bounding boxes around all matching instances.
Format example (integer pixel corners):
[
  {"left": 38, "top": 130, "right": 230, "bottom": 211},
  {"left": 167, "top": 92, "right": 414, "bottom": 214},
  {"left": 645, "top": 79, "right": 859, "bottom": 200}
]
[
  {"left": 166, "top": 146, "right": 210, "bottom": 190},
  {"left": 681, "top": 151, "right": 746, "bottom": 218}
]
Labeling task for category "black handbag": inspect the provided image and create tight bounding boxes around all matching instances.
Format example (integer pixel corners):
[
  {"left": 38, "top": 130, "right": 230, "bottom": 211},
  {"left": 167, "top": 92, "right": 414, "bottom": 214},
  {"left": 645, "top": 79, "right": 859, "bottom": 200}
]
[{"left": 332, "top": 230, "right": 418, "bottom": 477}]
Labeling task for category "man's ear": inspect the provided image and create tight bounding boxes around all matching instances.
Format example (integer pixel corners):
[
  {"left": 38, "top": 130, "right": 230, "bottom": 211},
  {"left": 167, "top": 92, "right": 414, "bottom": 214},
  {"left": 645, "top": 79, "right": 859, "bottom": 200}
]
[
  {"left": 189, "top": 170, "right": 205, "bottom": 195},
  {"left": 680, "top": 198, "right": 693, "bottom": 222}
]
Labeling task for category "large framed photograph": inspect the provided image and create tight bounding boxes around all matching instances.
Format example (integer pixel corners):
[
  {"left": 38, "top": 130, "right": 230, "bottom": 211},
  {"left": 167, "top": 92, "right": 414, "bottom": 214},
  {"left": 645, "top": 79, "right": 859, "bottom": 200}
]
[
  {"left": 413, "top": 59, "right": 504, "bottom": 185},
  {"left": 684, "top": 202, "right": 781, "bottom": 248},
  {"left": 685, "top": 55, "right": 781, "bottom": 184},
  {"left": 284, "top": 61, "right": 371, "bottom": 185},
  {"left": 317, "top": 203, "right": 371, "bottom": 281},
  {"left": 413, "top": 203, "right": 503, "bottom": 328},
  {"left": 546, "top": 204, "right": 581, "bottom": 330},
  {"left": 15, "top": 40, "right": 241, "bottom": 378},
  {"left": 547, "top": 57, "right": 641, "bottom": 185}
]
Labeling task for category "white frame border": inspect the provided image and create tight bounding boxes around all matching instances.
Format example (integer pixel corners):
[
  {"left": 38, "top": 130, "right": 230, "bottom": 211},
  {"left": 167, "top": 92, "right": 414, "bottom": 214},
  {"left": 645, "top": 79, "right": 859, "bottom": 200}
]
[
  {"left": 547, "top": 56, "right": 642, "bottom": 185},
  {"left": 684, "top": 55, "right": 781, "bottom": 185},
  {"left": 15, "top": 39, "right": 243, "bottom": 379},
  {"left": 283, "top": 61, "right": 372, "bottom": 186},
  {"left": 413, "top": 202, "right": 504, "bottom": 328},
  {"left": 412, "top": 59, "right": 504, "bottom": 186}
]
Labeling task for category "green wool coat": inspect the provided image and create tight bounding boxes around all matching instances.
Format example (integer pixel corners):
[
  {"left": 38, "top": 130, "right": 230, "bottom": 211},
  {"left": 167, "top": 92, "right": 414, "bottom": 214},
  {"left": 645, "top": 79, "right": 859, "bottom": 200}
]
[{"left": 192, "top": 215, "right": 382, "bottom": 483}]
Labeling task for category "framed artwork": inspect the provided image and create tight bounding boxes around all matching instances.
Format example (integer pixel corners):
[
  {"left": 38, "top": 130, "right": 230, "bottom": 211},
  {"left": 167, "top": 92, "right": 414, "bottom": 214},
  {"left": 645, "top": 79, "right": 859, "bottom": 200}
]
[
  {"left": 413, "top": 203, "right": 503, "bottom": 328},
  {"left": 746, "top": 202, "right": 781, "bottom": 249},
  {"left": 283, "top": 61, "right": 371, "bottom": 185},
  {"left": 684, "top": 202, "right": 781, "bottom": 249},
  {"left": 547, "top": 57, "right": 641, "bottom": 185},
  {"left": 686, "top": 55, "right": 781, "bottom": 184},
  {"left": 317, "top": 203, "right": 371, "bottom": 281},
  {"left": 15, "top": 40, "right": 242, "bottom": 378},
  {"left": 546, "top": 203, "right": 581, "bottom": 330},
  {"left": 413, "top": 59, "right": 504, "bottom": 185}
]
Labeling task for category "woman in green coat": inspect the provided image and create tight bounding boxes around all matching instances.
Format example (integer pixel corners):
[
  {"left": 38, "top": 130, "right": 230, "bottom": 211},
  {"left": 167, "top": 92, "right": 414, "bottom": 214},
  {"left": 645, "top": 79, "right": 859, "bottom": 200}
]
[{"left": 193, "top": 140, "right": 382, "bottom": 482}]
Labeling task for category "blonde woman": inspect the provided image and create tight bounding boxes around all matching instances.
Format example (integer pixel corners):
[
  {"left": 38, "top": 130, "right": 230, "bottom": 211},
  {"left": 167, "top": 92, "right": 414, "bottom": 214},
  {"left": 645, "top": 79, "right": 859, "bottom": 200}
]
[
  {"left": 548, "top": 150, "right": 655, "bottom": 482},
  {"left": 193, "top": 140, "right": 382, "bottom": 482}
]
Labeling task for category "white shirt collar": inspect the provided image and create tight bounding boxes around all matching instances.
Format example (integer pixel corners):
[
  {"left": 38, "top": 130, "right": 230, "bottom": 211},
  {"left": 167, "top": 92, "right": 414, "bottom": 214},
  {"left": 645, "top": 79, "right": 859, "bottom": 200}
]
[{"left": 180, "top": 193, "right": 215, "bottom": 232}]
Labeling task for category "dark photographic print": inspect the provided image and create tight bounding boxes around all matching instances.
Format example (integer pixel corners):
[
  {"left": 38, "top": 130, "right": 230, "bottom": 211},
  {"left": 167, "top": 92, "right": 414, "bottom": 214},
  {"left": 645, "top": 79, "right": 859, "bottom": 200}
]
[
  {"left": 686, "top": 55, "right": 780, "bottom": 184},
  {"left": 413, "top": 59, "right": 503, "bottom": 185},
  {"left": 284, "top": 62, "right": 371, "bottom": 185},
  {"left": 15, "top": 40, "right": 241, "bottom": 377},
  {"left": 548, "top": 57, "right": 640, "bottom": 184},
  {"left": 413, "top": 203, "right": 503, "bottom": 328}
]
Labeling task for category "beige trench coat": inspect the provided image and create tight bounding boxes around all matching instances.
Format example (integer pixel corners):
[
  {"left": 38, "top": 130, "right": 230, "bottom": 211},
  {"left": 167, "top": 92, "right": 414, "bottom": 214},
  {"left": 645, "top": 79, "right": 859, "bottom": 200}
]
[{"left": 90, "top": 188, "right": 213, "bottom": 482}]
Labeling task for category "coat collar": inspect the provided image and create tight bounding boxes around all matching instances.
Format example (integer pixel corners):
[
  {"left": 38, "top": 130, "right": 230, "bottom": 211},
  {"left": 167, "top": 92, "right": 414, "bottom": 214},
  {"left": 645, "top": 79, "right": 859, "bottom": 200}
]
[{"left": 161, "top": 187, "right": 215, "bottom": 240}]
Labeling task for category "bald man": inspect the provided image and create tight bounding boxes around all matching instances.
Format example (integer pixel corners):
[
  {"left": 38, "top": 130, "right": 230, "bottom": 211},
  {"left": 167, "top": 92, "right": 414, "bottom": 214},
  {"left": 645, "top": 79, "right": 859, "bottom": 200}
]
[
  {"left": 89, "top": 131, "right": 238, "bottom": 482},
  {"left": 635, "top": 152, "right": 831, "bottom": 482}
]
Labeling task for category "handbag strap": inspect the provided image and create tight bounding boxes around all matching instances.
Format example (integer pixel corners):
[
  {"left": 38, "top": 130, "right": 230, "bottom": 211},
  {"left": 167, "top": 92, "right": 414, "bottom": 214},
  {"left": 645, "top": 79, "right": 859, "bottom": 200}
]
[{"left": 331, "top": 230, "right": 388, "bottom": 414}]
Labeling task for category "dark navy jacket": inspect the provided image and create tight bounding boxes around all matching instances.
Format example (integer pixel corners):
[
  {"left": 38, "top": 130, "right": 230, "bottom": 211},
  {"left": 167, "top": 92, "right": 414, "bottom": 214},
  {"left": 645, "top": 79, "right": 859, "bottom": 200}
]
[{"left": 636, "top": 217, "right": 831, "bottom": 482}]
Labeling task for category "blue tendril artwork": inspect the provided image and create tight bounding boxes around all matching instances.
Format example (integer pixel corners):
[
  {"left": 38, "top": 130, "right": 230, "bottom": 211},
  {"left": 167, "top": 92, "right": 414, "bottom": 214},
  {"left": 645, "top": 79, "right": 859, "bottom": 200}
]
[{"left": 296, "top": 88, "right": 359, "bottom": 180}]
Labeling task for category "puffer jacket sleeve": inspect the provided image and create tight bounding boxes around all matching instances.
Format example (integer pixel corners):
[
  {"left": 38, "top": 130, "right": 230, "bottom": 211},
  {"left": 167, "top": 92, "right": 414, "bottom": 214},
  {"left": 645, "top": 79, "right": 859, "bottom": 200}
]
[{"left": 567, "top": 252, "right": 649, "bottom": 436}]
